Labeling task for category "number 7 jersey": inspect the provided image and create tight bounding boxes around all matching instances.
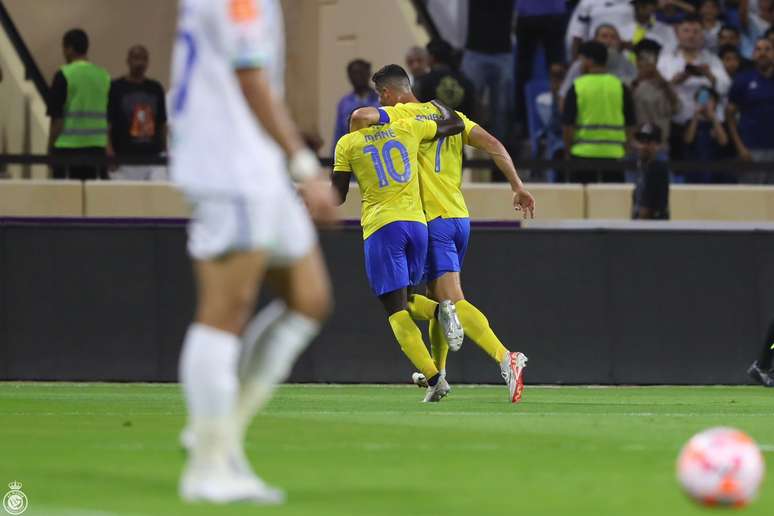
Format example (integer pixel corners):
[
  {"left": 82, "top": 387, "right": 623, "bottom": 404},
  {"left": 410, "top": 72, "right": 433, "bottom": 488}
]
[
  {"left": 333, "top": 118, "right": 438, "bottom": 239},
  {"left": 380, "top": 102, "right": 477, "bottom": 221}
]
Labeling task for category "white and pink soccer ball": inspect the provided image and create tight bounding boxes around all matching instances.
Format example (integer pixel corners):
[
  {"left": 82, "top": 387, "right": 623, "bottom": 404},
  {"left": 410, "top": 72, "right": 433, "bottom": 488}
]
[{"left": 677, "top": 427, "right": 765, "bottom": 507}]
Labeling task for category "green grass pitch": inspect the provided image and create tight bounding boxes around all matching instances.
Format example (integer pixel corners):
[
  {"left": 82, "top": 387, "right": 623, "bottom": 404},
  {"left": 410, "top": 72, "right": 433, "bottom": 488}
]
[{"left": 0, "top": 383, "right": 772, "bottom": 516}]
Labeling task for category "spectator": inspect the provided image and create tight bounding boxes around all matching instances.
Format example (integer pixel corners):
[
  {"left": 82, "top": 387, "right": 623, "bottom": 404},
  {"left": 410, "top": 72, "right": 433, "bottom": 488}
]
[
  {"left": 743, "top": 0, "right": 774, "bottom": 42},
  {"left": 414, "top": 39, "right": 477, "bottom": 117},
  {"left": 404, "top": 46, "right": 430, "bottom": 87},
  {"left": 632, "top": 39, "right": 681, "bottom": 147},
  {"left": 726, "top": 37, "right": 774, "bottom": 182},
  {"left": 514, "top": 0, "right": 568, "bottom": 130},
  {"left": 566, "top": 0, "right": 635, "bottom": 59},
  {"left": 719, "top": 44, "right": 750, "bottom": 78},
  {"left": 47, "top": 29, "right": 110, "bottom": 180},
  {"left": 107, "top": 45, "right": 167, "bottom": 181},
  {"left": 560, "top": 24, "right": 638, "bottom": 100},
  {"left": 460, "top": 0, "right": 515, "bottom": 142},
  {"left": 534, "top": 63, "right": 568, "bottom": 163},
  {"left": 657, "top": 16, "right": 731, "bottom": 159},
  {"left": 331, "top": 59, "right": 379, "bottom": 155},
  {"left": 683, "top": 87, "right": 730, "bottom": 182},
  {"left": 719, "top": 24, "right": 754, "bottom": 57},
  {"left": 699, "top": 0, "right": 724, "bottom": 53},
  {"left": 620, "top": 0, "right": 678, "bottom": 54},
  {"left": 631, "top": 123, "right": 670, "bottom": 219},
  {"left": 562, "top": 41, "right": 636, "bottom": 183}
]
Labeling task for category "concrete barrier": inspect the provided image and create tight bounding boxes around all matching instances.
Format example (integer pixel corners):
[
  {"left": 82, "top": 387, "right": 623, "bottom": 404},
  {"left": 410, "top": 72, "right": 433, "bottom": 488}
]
[
  {"left": 83, "top": 181, "right": 190, "bottom": 218},
  {"left": 670, "top": 185, "right": 774, "bottom": 221},
  {"left": 585, "top": 184, "right": 635, "bottom": 220},
  {"left": 0, "top": 180, "right": 82, "bottom": 216}
]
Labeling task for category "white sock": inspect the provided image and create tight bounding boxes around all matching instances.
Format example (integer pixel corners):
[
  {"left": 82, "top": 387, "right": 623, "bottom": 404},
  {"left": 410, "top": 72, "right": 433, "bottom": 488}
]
[
  {"left": 238, "top": 300, "right": 287, "bottom": 382},
  {"left": 236, "top": 310, "right": 320, "bottom": 433},
  {"left": 180, "top": 323, "right": 241, "bottom": 459}
]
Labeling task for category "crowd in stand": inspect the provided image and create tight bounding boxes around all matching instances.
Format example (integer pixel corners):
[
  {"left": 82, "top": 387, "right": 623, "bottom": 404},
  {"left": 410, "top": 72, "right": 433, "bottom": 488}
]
[{"left": 334, "top": 0, "right": 774, "bottom": 188}]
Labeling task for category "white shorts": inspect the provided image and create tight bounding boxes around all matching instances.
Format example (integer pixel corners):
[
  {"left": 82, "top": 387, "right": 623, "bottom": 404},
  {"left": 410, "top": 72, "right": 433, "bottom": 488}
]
[{"left": 186, "top": 189, "right": 317, "bottom": 265}]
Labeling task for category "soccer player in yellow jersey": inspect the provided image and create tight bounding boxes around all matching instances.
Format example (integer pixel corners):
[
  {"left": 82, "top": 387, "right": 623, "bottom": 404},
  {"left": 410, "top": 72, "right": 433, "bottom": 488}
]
[
  {"left": 332, "top": 100, "right": 465, "bottom": 402},
  {"left": 350, "top": 64, "right": 536, "bottom": 403}
]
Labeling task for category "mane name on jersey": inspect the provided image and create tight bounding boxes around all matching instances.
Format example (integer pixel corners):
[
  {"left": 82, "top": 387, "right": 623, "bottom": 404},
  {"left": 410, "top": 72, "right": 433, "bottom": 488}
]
[
  {"left": 364, "top": 128, "right": 397, "bottom": 143},
  {"left": 415, "top": 113, "right": 442, "bottom": 121}
]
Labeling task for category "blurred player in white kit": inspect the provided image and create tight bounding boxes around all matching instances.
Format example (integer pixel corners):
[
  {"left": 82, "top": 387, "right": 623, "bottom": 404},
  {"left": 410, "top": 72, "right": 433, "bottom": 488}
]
[{"left": 169, "top": 0, "right": 336, "bottom": 504}]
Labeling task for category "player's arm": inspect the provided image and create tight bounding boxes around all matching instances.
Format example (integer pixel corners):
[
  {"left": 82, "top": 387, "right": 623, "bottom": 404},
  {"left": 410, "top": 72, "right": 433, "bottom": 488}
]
[
  {"left": 236, "top": 68, "right": 336, "bottom": 222},
  {"left": 331, "top": 137, "right": 352, "bottom": 205},
  {"left": 349, "top": 107, "right": 384, "bottom": 131},
  {"left": 430, "top": 99, "right": 465, "bottom": 138},
  {"left": 466, "top": 125, "right": 535, "bottom": 219}
]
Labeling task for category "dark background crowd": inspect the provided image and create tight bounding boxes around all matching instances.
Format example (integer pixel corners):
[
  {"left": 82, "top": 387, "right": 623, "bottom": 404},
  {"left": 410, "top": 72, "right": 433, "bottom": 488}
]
[{"left": 333, "top": 0, "right": 774, "bottom": 190}]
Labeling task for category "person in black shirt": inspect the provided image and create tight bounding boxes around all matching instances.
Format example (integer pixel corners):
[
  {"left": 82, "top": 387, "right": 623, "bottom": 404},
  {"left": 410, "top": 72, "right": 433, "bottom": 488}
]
[
  {"left": 631, "top": 123, "right": 670, "bottom": 219},
  {"left": 413, "top": 39, "right": 477, "bottom": 118},
  {"left": 107, "top": 45, "right": 167, "bottom": 180},
  {"left": 460, "top": 0, "right": 515, "bottom": 142}
]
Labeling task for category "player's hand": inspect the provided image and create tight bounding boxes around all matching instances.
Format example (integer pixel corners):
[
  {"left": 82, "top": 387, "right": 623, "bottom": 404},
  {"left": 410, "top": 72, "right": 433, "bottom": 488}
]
[
  {"left": 299, "top": 176, "right": 338, "bottom": 224},
  {"left": 513, "top": 188, "right": 535, "bottom": 219}
]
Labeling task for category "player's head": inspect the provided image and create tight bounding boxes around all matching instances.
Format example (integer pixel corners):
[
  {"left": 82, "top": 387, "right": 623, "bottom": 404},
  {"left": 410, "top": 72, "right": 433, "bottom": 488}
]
[
  {"left": 578, "top": 41, "right": 608, "bottom": 73},
  {"left": 371, "top": 64, "right": 412, "bottom": 106},
  {"left": 127, "top": 45, "right": 149, "bottom": 79},
  {"left": 62, "top": 28, "right": 89, "bottom": 62},
  {"left": 347, "top": 59, "right": 372, "bottom": 93}
]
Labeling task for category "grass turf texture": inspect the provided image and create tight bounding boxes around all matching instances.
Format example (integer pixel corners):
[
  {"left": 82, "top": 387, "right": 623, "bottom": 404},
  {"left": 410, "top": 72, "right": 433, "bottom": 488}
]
[{"left": 0, "top": 384, "right": 772, "bottom": 516}]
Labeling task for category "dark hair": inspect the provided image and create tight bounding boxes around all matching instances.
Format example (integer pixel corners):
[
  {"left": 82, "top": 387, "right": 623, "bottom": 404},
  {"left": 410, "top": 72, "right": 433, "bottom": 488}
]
[
  {"left": 634, "top": 38, "right": 663, "bottom": 57},
  {"left": 578, "top": 41, "right": 607, "bottom": 66},
  {"left": 678, "top": 14, "right": 702, "bottom": 25},
  {"left": 426, "top": 38, "right": 454, "bottom": 65},
  {"left": 718, "top": 44, "right": 741, "bottom": 59},
  {"left": 347, "top": 59, "right": 371, "bottom": 75},
  {"left": 766, "top": 27, "right": 774, "bottom": 39},
  {"left": 371, "top": 64, "right": 410, "bottom": 90},
  {"left": 63, "top": 28, "right": 89, "bottom": 54},
  {"left": 719, "top": 24, "right": 741, "bottom": 37}
]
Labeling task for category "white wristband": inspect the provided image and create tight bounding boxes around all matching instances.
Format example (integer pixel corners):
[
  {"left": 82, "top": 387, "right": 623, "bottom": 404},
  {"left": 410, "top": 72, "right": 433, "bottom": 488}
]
[{"left": 288, "top": 149, "right": 320, "bottom": 182}]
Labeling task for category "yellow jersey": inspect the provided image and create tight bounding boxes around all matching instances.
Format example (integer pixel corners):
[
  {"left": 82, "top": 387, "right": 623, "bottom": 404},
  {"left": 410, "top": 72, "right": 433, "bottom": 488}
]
[
  {"left": 380, "top": 102, "right": 477, "bottom": 221},
  {"left": 333, "top": 118, "right": 438, "bottom": 239}
]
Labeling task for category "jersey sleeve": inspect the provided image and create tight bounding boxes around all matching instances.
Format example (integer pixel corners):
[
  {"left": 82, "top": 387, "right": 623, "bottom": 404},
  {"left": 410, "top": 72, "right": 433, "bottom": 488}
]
[
  {"left": 333, "top": 136, "right": 352, "bottom": 173},
  {"left": 459, "top": 111, "right": 478, "bottom": 145},
  {"left": 220, "top": 0, "right": 271, "bottom": 69}
]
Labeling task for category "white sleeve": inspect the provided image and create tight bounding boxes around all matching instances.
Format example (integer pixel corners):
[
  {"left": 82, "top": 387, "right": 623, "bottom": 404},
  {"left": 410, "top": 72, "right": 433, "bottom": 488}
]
[
  {"left": 710, "top": 55, "right": 731, "bottom": 96},
  {"left": 657, "top": 53, "right": 676, "bottom": 81},
  {"left": 567, "top": 2, "right": 591, "bottom": 41},
  {"left": 217, "top": 0, "right": 270, "bottom": 69}
]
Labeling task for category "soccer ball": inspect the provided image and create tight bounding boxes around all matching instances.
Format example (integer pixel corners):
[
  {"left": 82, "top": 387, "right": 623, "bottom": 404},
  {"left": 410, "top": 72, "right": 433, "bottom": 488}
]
[{"left": 676, "top": 427, "right": 765, "bottom": 507}]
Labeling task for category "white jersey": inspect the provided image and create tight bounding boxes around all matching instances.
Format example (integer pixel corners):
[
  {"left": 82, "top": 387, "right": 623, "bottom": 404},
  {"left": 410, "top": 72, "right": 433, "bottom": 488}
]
[{"left": 169, "top": 0, "right": 287, "bottom": 197}]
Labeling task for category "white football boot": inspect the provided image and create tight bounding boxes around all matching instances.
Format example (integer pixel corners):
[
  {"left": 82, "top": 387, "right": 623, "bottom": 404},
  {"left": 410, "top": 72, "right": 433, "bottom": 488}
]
[
  {"left": 499, "top": 351, "right": 528, "bottom": 403},
  {"left": 180, "top": 422, "right": 285, "bottom": 505},
  {"left": 437, "top": 300, "right": 464, "bottom": 351},
  {"left": 422, "top": 373, "right": 451, "bottom": 402}
]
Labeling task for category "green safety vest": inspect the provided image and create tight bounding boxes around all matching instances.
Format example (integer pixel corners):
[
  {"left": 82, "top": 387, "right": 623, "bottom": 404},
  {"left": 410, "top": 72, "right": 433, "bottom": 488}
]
[
  {"left": 54, "top": 60, "right": 111, "bottom": 149},
  {"left": 571, "top": 73, "right": 626, "bottom": 159}
]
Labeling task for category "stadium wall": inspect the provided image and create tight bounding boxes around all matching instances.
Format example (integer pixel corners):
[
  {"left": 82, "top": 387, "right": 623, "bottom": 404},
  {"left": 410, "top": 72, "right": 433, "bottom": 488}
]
[{"left": 1, "top": 220, "right": 772, "bottom": 385}]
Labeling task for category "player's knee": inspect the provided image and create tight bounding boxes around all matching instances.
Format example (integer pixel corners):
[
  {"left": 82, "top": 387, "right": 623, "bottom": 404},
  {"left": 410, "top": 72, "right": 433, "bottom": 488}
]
[
  {"left": 288, "top": 280, "right": 333, "bottom": 322},
  {"left": 196, "top": 289, "right": 256, "bottom": 333}
]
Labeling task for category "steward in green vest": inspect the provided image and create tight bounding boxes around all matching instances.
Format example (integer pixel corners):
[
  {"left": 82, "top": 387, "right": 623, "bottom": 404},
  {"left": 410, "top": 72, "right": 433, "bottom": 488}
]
[
  {"left": 561, "top": 41, "right": 635, "bottom": 183},
  {"left": 48, "top": 29, "right": 110, "bottom": 180}
]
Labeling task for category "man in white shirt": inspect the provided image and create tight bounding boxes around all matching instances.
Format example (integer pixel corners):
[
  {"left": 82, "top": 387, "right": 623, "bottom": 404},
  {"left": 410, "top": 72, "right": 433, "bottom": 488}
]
[
  {"left": 566, "top": 0, "right": 636, "bottom": 58},
  {"left": 170, "top": 0, "right": 337, "bottom": 504},
  {"left": 657, "top": 15, "right": 731, "bottom": 158},
  {"left": 619, "top": 0, "right": 678, "bottom": 53}
]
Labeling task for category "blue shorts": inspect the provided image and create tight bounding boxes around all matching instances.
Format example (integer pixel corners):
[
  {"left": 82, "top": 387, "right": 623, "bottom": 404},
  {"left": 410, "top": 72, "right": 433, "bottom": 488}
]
[
  {"left": 425, "top": 217, "right": 470, "bottom": 282},
  {"left": 363, "top": 221, "right": 428, "bottom": 296}
]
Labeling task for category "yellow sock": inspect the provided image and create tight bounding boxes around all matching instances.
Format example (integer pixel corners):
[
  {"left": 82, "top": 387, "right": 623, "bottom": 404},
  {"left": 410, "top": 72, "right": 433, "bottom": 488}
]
[
  {"left": 407, "top": 294, "right": 437, "bottom": 321},
  {"left": 388, "top": 310, "right": 439, "bottom": 379},
  {"left": 429, "top": 317, "right": 448, "bottom": 372},
  {"left": 455, "top": 300, "right": 508, "bottom": 363}
]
